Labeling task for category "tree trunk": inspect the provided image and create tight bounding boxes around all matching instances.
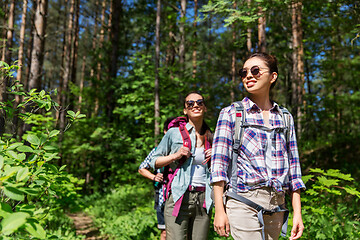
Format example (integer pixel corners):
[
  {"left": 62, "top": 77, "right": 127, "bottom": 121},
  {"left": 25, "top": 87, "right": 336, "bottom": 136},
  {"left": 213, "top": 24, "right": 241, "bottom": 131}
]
[
  {"left": 94, "top": 0, "right": 107, "bottom": 116},
  {"left": 192, "top": 0, "right": 198, "bottom": 79},
  {"left": 59, "top": 0, "right": 75, "bottom": 132},
  {"left": 246, "top": 0, "right": 252, "bottom": 53},
  {"left": 1, "top": 0, "right": 8, "bottom": 64},
  {"left": 291, "top": 0, "right": 304, "bottom": 135},
  {"left": 107, "top": 0, "right": 122, "bottom": 121},
  {"left": 56, "top": 0, "right": 67, "bottom": 123},
  {"left": 154, "top": 0, "right": 161, "bottom": 144},
  {"left": 69, "top": 0, "right": 80, "bottom": 111},
  {"left": 230, "top": 1, "right": 237, "bottom": 103},
  {"left": 165, "top": 4, "right": 176, "bottom": 81},
  {"left": 13, "top": 0, "right": 28, "bottom": 138},
  {"left": 16, "top": 0, "right": 28, "bottom": 99},
  {"left": 179, "top": 0, "right": 187, "bottom": 74},
  {"left": 78, "top": 55, "right": 86, "bottom": 112},
  {"left": 28, "top": 0, "right": 48, "bottom": 91},
  {"left": 90, "top": 0, "right": 99, "bottom": 117},
  {"left": 258, "top": 6, "right": 266, "bottom": 52},
  {"left": 0, "top": 0, "right": 15, "bottom": 103}
]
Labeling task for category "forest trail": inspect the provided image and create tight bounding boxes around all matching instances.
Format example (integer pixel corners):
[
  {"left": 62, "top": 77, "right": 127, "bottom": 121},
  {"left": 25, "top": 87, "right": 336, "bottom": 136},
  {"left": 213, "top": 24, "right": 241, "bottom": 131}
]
[{"left": 68, "top": 213, "right": 106, "bottom": 240}]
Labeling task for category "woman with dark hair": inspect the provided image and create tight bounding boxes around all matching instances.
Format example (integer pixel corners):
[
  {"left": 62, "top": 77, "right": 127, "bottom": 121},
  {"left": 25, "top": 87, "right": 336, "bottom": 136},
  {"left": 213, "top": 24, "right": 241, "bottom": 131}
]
[
  {"left": 150, "top": 92, "right": 213, "bottom": 240},
  {"left": 211, "top": 52, "right": 305, "bottom": 240}
]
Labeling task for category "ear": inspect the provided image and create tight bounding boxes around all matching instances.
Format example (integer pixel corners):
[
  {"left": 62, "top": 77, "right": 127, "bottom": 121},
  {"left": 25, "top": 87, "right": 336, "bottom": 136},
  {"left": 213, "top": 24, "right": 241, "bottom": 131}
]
[
  {"left": 183, "top": 108, "right": 187, "bottom": 115},
  {"left": 270, "top": 72, "right": 278, "bottom": 84}
]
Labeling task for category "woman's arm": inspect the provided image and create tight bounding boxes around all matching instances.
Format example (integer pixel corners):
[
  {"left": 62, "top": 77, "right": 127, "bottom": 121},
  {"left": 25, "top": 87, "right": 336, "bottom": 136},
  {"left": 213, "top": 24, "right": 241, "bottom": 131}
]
[
  {"left": 138, "top": 168, "right": 163, "bottom": 182},
  {"left": 290, "top": 189, "right": 304, "bottom": 240},
  {"left": 213, "top": 181, "right": 230, "bottom": 237},
  {"left": 155, "top": 146, "right": 191, "bottom": 168}
]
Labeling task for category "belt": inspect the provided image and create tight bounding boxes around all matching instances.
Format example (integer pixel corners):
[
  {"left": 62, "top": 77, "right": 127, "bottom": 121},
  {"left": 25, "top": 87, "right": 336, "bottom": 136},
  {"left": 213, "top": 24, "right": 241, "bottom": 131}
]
[
  {"left": 188, "top": 185, "right": 206, "bottom": 192},
  {"left": 172, "top": 185, "right": 206, "bottom": 217}
]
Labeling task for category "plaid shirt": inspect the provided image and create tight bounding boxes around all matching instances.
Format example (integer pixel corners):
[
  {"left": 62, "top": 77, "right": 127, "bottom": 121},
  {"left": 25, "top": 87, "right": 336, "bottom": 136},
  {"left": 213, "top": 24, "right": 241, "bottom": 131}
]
[
  {"left": 211, "top": 97, "right": 305, "bottom": 193},
  {"left": 139, "top": 148, "right": 164, "bottom": 208}
]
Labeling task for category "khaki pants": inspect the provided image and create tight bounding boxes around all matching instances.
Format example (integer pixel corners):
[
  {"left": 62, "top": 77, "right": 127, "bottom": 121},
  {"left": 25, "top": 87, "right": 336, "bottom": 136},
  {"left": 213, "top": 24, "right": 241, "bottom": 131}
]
[
  {"left": 226, "top": 187, "right": 285, "bottom": 240},
  {"left": 164, "top": 191, "right": 211, "bottom": 240}
]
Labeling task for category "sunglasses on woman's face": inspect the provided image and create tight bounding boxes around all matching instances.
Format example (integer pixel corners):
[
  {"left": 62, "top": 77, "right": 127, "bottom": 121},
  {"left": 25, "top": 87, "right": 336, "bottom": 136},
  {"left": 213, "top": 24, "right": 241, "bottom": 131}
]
[
  {"left": 186, "top": 99, "right": 205, "bottom": 109},
  {"left": 239, "top": 66, "right": 268, "bottom": 79}
]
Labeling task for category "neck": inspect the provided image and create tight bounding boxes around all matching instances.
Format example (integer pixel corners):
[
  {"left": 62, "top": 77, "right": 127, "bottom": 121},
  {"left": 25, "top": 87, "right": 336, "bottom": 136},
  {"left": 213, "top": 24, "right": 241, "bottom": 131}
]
[
  {"left": 188, "top": 118, "right": 203, "bottom": 133},
  {"left": 249, "top": 94, "right": 272, "bottom": 111}
]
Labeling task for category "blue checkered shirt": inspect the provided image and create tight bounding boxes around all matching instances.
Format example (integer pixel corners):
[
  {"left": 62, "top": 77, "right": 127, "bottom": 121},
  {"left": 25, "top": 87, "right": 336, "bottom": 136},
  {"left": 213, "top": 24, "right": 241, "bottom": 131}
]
[
  {"left": 210, "top": 97, "right": 305, "bottom": 193},
  {"left": 139, "top": 148, "right": 164, "bottom": 207}
]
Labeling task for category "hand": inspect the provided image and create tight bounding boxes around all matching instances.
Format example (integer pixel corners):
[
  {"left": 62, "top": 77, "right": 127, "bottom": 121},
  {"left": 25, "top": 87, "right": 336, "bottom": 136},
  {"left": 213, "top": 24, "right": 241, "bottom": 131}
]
[
  {"left": 177, "top": 146, "right": 191, "bottom": 160},
  {"left": 153, "top": 173, "right": 163, "bottom": 182},
  {"left": 289, "top": 214, "right": 304, "bottom": 240},
  {"left": 214, "top": 210, "right": 230, "bottom": 237}
]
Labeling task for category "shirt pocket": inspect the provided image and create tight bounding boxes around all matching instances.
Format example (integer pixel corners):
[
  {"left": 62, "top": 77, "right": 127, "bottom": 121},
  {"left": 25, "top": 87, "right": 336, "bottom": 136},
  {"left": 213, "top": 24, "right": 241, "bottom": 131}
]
[{"left": 240, "top": 128, "right": 261, "bottom": 158}]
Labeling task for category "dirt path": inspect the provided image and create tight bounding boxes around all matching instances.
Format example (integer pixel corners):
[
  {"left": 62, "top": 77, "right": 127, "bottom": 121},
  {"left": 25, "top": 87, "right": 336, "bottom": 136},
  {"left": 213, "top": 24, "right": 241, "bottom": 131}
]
[{"left": 68, "top": 212, "right": 107, "bottom": 240}]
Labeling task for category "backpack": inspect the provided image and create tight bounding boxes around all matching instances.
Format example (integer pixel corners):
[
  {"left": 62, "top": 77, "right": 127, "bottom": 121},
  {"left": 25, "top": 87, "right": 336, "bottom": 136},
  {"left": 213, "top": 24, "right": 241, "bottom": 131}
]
[
  {"left": 162, "top": 116, "right": 211, "bottom": 216},
  {"left": 227, "top": 101, "right": 291, "bottom": 191}
]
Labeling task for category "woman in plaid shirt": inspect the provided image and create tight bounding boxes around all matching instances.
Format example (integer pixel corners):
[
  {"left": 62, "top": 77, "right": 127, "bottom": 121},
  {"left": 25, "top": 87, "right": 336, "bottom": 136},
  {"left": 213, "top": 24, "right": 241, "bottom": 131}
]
[{"left": 211, "top": 52, "right": 305, "bottom": 240}]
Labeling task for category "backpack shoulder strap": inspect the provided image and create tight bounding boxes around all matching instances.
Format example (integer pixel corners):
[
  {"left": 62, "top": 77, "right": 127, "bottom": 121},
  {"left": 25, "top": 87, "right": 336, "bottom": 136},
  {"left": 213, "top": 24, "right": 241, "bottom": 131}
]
[
  {"left": 233, "top": 101, "right": 246, "bottom": 153},
  {"left": 179, "top": 124, "right": 191, "bottom": 152},
  {"left": 279, "top": 106, "right": 290, "bottom": 145},
  {"left": 228, "top": 101, "right": 246, "bottom": 191}
]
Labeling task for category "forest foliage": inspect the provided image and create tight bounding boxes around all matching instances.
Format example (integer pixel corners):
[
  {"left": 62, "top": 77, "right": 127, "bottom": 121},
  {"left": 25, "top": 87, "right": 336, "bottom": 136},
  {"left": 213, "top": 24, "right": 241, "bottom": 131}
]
[{"left": 0, "top": 0, "right": 360, "bottom": 239}]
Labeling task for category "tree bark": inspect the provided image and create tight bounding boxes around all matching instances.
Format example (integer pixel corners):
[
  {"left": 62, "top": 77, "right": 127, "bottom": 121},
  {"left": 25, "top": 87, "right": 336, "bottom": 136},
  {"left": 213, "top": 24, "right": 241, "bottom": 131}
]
[
  {"left": 1, "top": 0, "right": 8, "bottom": 65},
  {"left": 179, "top": 0, "right": 187, "bottom": 74},
  {"left": 291, "top": 0, "right": 304, "bottom": 135},
  {"left": 78, "top": 55, "right": 86, "bottom": 112},
  {"left": 246, "top": 0, "right": 252, "bottom": 53},
  {"left": 230, "top": 1, "right": 237, "bottom": 103},
  {"left": 16, "top": 0, "right": 28, "bottom": 99},
  {"left": 106, "top": 0, "right": 121, "bottom": 121},
  {"left": 69, "top": 0, "right": 80, "bottom": 111},
  {"left": 0, "top": 0, "right": 15, "bottom": 103},
  {"left": 154, "top": 0, "right": 161, "bottom": 144},
  {"left": 13, "top": 0, "right": 28, "bottom": 138},
  {"left": 28, "top": 0, "right": 48, "bottom": 91},
  {"left": 59, "top": 0, "right": 75, "bottom": 132},
  {"left": 90, "top": 0, "right": 99, "bottom": 117},
  {"left": 94, "top": 0, "right": 107, "bottom": 116},
  {"left": 192, "top": 0, "right": 198, "bottom": 79},
  {"left": 258, "top": 6, "right": 266, "bottom": 52}
]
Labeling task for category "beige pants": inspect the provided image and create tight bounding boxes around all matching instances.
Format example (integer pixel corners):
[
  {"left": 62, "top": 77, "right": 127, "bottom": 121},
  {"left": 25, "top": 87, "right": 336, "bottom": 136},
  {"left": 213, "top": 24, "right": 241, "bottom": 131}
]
[
  {"left": 164, "top": 191, "right": 211, "bottom": 240},
  {"left": 226, "top": 187, "right": 285, "bottom": 240}
]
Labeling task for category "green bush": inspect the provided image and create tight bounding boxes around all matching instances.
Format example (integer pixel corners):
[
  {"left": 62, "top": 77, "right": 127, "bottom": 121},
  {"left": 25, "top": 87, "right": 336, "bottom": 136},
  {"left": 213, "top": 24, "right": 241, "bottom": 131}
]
[
  {"left": 84, "top": 182, "right": 158, "bottom": 239},
  {"left": 0, "top": 61, "right": 85, "bottom": 239},
  {"left": 290, "top": 168, "right": 360, "bottom": 239}
]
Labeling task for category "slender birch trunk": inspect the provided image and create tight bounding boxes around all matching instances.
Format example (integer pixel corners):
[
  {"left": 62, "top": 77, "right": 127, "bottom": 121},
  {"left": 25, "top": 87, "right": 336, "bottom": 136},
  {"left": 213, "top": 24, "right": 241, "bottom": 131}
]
[{"left": 154, "top": 0, "right": 161, "bottom": 144}]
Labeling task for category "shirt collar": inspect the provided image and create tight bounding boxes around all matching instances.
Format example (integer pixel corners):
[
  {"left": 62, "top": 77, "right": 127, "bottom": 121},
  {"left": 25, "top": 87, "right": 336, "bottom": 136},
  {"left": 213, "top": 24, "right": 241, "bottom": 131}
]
[
  {"left": 242, "top": 97, "right": 281, "bottom": 114},
  {"left": 185, "top": 122, "right": 194, "bottom": 131}
]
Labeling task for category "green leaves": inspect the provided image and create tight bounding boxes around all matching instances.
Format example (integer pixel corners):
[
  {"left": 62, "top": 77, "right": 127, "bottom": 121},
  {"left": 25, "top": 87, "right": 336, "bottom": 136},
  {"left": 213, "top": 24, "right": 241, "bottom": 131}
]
[
  {"left": 27, "top": 134, "right": 41, "bottom": 146},
  {"left": 1, "top": 212, "right": 29, "bottom": 235},
  {"left": 3, "top": 186, "right": 25, "bottom": 201},
  {"left": 25, "top": 220, "right": 46, "bottom": 239}
]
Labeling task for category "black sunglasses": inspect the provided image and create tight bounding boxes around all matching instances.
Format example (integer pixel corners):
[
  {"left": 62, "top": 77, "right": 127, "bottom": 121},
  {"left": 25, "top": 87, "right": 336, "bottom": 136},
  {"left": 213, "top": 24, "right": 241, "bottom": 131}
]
[
  {"left": 186, "top": 99, "right": 205, "bottom": 108},
  {"left": 239, "top": 66, "right": 268, "bottom": 79}
]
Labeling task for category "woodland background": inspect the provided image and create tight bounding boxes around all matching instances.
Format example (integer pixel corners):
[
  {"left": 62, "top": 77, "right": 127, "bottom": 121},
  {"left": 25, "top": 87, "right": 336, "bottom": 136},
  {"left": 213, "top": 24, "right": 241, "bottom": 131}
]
[{"left": 0, "top": 0, "right": 359, "bottom": 239}]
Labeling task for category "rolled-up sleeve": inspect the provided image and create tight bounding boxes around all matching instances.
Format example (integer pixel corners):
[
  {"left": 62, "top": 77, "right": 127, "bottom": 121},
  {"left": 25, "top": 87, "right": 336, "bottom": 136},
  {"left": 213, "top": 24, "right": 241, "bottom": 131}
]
[
  {"left": 149, "top": 131, "right": 172, "bottom": 169},
  {"left": 287, "top": 114, "right": 306, "bottom": 192},
  {"left": 210, "top": 107, "right": 234, "bottom": 184}
]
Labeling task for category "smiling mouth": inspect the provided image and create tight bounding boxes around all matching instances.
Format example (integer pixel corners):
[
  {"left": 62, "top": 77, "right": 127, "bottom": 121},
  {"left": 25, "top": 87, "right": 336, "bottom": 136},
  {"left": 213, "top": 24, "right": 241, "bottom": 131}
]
[{"left": 246, "top": 80, "right": 256, "bottom": 87}]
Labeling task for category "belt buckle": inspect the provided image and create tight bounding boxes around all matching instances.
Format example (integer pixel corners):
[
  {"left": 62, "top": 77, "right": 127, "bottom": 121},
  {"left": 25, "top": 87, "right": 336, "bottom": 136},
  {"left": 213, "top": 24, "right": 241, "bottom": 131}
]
[{"left": 189, "top": 185, "right": 195, "bottom": 191}]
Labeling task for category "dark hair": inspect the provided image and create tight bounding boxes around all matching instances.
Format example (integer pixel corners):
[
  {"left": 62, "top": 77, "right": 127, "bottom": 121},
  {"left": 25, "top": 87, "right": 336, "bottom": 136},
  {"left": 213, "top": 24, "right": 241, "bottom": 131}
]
[
  {"left": 163, "top": 117, "right": 177, "bottom": 132},
  {"left": 183, "top": 92, "right": 213, "bottom": 143},
  {"left": 244, "top": 52, "right": 278, "bottom": 89}
]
